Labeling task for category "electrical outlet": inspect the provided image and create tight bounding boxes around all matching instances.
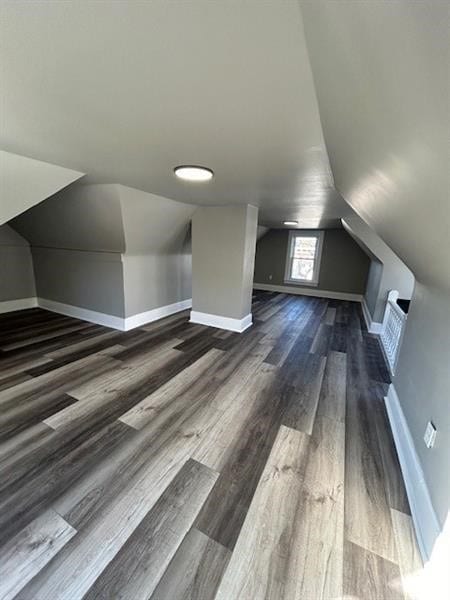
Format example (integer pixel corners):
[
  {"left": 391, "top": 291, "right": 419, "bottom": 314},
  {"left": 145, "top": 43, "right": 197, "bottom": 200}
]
[
  {"left": 424, "top": 421, "right": 437, "bottom": 448},
  {"left": 269, "top": 274, "right": 273, "bottom": 280}
]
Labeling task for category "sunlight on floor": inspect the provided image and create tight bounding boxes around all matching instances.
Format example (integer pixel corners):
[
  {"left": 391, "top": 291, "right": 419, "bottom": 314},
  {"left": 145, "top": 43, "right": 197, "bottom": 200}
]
[{"left": 403, "top": 511, "right": 449, "bottom": 600}]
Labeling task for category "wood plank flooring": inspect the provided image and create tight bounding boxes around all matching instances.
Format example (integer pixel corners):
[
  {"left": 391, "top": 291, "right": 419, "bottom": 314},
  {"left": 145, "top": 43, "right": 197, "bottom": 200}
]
[{"left": 0, "top": 292, "right": 422, "bottom": 599}]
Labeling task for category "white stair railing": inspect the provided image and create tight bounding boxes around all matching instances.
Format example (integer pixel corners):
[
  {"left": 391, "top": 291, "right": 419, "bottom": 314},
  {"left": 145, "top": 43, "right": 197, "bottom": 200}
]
[{"left": 380, "top": 290, "right": 407, "bottom": 374}]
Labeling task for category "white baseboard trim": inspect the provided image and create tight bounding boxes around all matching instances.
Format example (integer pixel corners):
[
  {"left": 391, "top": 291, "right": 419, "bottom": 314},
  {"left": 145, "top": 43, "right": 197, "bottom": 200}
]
[
  {"left": 124, "top": 299, "right": 192, "bottom": 330},
  {"left": 361, "top": 298, "right": 384, "bottom": 334},
  {"left": 0, "top": 297, "right": 38, "bottom": 313},
  {"left": 37, "top": 297, "right": 125, "bottom": 330},
  {"left": 385, "top": 384, "right": 441, "bottom": 561},
  {"left": 36, "top": 297, "right": 192, "bottom": 331},
  {"left": 190, "top": 310, "right": 252, "bottom": 333},
  {"left": 253, "top": 283, "right": 363, "bottom": 302}
]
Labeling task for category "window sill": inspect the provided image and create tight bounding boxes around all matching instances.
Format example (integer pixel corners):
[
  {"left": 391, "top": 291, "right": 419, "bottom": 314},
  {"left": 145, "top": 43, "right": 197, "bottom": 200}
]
[{"left": 284, "top": 279, "right": 319, "bottom": 287}]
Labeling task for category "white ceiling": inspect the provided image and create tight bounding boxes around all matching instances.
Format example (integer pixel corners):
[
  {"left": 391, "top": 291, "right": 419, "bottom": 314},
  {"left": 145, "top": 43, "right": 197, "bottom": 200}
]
[{"left": 0, "top": 0, "right": 349, "bottom": 228}]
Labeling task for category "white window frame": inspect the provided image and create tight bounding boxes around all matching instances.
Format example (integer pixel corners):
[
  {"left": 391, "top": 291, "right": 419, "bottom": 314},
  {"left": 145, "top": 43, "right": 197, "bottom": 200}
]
[{"left": 284, "top": 230, "right": 324, "bottom": 287}]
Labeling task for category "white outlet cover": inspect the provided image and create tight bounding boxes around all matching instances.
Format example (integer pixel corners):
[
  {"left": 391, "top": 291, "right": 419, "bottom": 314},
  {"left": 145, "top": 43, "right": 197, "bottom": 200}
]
[{"left": 424, "top": 421, "right": 437, "bottom": 448}]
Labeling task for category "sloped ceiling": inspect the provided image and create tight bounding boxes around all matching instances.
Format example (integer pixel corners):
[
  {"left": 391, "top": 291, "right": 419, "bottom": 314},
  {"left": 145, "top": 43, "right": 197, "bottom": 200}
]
[
  {"left": 12, "top": 182, "right": 195, "bottom": 256},
  {"left": 299, "top": 0, "right": 449, "bottom": 290},
  {"left": 343, "top": 214, "right": 415, "bottom": 323},
  {"left": 0, "top": 151, "right": 84, "bottom": 225},
  {"left": 342, "top": 213, "right": 415, "bottom": 300},
  {"left": 118, "top": 186, "right": 195, "bottom": 255},
  {"left": 12, "top": 184, "right": 125, "bottom": 253},
  {"left": 0, "top": 0, "right": 349, "bottom": 228}
]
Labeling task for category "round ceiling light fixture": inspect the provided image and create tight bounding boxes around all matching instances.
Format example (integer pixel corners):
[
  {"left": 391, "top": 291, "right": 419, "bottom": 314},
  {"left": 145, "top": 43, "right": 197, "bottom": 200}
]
[
  {"left": 174, "top": 165, "right": 214, "bottom": 182},
  {"left": 283, "top": 220, "right": 298, "bottom": 226}
]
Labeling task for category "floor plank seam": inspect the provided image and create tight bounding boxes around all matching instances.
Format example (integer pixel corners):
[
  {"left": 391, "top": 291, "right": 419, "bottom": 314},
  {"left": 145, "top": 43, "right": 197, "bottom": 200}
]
[{"left": 0, "top": 295, "right": 418, "bottom": 600}]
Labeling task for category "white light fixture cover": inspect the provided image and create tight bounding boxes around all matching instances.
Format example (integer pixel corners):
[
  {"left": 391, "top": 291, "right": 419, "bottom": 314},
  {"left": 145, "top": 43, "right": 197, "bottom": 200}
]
[
  {"left": 283, "top": 220, "right": 298, "bottom": 226},
  {"left": 174, "top": 165, "right": 214, "bottom": 182}
]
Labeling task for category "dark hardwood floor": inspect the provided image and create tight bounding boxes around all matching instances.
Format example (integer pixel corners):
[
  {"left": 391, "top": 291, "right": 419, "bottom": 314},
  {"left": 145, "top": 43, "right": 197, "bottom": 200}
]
[{"left": 0, "top": 292, "right": 422, "bottom": 599}]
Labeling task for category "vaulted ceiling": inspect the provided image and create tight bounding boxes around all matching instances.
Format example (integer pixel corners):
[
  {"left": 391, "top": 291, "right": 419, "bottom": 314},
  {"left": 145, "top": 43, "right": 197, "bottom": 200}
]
[
  {"left": 300, "top": 0, "right": 449, "bottom": 289},
  {"left": 0, "top": 0, "right": 349, "bottom": 228},
  {"left": 1, "top": 0, "right": 447, "bottom": 272}
]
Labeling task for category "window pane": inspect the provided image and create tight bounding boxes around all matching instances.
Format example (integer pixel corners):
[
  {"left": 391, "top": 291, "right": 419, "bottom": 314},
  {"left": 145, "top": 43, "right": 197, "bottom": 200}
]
[
  {"left": 293, "top": 236, "right": 317, "bottom": 259},
  {"left": 291, "top": 258, "right": 314, "bottom": 281}
]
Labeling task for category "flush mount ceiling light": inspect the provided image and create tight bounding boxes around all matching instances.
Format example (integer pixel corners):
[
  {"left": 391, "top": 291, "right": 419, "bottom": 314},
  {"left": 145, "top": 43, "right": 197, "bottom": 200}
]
[
  {"left": 174, "top": 165, "right": 214, "bottom": 182},
  {"left": 283, "top": 220, "right": 298, "bottom": 226}
]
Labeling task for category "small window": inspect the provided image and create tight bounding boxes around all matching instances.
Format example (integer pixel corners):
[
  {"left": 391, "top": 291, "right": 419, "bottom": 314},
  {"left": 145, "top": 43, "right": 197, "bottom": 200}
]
[{"left": 284, "top": 230, "right": 324, "bottom": 286}]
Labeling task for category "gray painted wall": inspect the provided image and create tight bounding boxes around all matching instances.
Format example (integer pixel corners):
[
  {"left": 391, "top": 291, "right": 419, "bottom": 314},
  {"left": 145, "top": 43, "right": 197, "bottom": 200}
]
[
  {"left": 11, "top": 183, "right": 195, "bottom": 318},
  {"left": 300, "top": 0, "right": 449, "bottom": 529},
  {"left": 365, "top": 259, "right": 384, "bottom": 318},
  {"left": 192, "top": 205, "right": 258, "bottom": 320},
  {"left": 394, "top": 284, "right": 450, "bottom": 527},
  {"left": 119, "top": 185, "right": 195, "bottom": 317},
  {"left": 254, "top": 228, "right": 370, "bottom": 294},
  {"left": 241, "top": 205, "right": 259, "bottom": 315},
  {"left": 123, "top": 253, "right": 191, "bottom": 317},
  {"left": 342, "top": 214, "right": 415, "bottom": 323},
  {"left": 0, "top": 224, "right": 36, "bottom": 301},
  {"left": 12, "top": 183, "right": 126, "bottom": 316},
  {"left": 32, "top": 247, "right": 124, "bottom": 317}
]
